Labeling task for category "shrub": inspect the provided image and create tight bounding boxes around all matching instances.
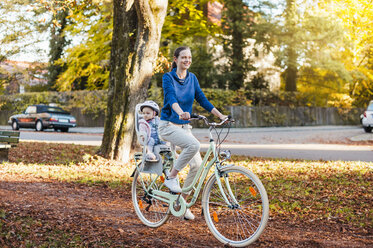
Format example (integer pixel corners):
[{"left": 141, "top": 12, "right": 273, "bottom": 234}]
[
  {"left": 0, "top": 90, "right": 107, "bottom": 116},
  {"left": 0, "top": 87, "right": 356, "bottom": 117}
]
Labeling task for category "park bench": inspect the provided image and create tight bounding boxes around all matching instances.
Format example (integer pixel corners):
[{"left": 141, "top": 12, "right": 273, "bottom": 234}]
[{"left": 0, "top": 130, "right": 20, "bottom": 162}]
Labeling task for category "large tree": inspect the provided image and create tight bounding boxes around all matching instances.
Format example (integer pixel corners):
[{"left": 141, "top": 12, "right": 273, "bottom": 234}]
[
  {"left": 55, "top": 1, "right": 113, "bottom": 91},
  {"left": 34, "top": 0, "right": 167, "bottom": 162},
  {"left": 99, "top": 0, "right": 168, "bottom": 162},
  {"left": 274, "top": 0, "right": 347, "bottom": 94},
  {"left": 220, "top": 0, "right": 274, "bottom": 90},
  {"left": 327, "top": 0, "right": 373, "bottom": 106},
  {"left": 55, "top": 0, "right": 216, "bottom": 91}
]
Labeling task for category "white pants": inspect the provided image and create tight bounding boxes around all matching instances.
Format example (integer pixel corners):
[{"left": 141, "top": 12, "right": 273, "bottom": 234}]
[{"left": 158, "top": 120, "right": 202, "bottom": 191}]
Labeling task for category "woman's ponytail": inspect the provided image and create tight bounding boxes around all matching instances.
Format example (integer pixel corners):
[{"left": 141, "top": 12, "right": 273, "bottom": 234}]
[{"left": 171, "top": 61, "right": 177, "bottom": 70}]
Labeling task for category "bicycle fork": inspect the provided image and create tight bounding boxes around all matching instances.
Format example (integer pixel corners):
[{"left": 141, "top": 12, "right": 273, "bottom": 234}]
[{"left": 214, "top": 166, "right": 240, "bottom": 208}]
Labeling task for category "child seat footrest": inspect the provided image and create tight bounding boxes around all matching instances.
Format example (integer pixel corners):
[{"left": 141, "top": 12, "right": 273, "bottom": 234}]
[{"left": 159, "top": 145, "right": 171, "bottom": 153}]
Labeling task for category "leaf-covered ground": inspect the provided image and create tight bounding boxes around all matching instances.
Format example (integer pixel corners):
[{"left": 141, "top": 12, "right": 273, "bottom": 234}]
[{"left": 0, "top": 142, "right": 372, "bottom": 247}]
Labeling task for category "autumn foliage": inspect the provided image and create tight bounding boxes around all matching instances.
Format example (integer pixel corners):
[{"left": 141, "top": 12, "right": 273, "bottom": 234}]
[{"left": 0, "top": 142, "right": 372, "bottom": 247}]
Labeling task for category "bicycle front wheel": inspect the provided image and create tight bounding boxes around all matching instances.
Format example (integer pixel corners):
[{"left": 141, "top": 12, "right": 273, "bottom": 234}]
[
  {"left": 132, "top": 170, "right": 170, "bottom": 227},
  {"left": 202, "top": 166, "right": 269, "bottom": 247}
]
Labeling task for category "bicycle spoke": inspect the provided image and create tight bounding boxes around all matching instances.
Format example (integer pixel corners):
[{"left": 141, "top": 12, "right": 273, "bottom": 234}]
[
  {"left": 210, "top": 188, "right": 225, "bottom": 201},
  {"left": 206, "top": 201, "right": 229, "bottom": 207},
  {"left": 234, "top": 210, "right": 245, "bottom": 241},
  {"left": 237, "top": 209, "right": 258, "bottom": 234},
  {"left": 238, "top": 195, "right": 260, "bottom": 204}
]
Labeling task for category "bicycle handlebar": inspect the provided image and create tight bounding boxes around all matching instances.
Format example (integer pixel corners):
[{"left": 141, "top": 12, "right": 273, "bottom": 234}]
[{"left": 190, "top": 113, "right": 235, "bottom": 127}]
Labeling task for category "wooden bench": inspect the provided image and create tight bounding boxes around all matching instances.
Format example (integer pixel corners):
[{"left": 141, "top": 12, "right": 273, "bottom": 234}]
[{"left": 0, "top": 130, "right": 20, "bottom": 162}]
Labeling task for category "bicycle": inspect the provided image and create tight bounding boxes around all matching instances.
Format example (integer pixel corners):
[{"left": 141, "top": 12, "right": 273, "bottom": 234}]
[{"left": 131, "top": 114, "right": 269, "bottom": 247}]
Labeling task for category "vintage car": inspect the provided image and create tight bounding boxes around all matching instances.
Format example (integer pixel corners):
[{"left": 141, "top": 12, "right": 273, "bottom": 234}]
[{"left": 8, "top": 105, "right": 77, "bottom": 132}]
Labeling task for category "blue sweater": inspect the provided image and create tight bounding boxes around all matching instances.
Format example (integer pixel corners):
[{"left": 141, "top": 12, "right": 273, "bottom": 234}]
[{"left": 160, "top": 68, "right": 214, "bottom": 124}]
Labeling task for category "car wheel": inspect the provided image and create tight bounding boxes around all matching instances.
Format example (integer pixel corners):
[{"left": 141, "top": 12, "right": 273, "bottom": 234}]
[
  {"left": 363, "top": 126, "right": 372, "bottom": 133},
  {"left": 12, "top": 120, "right": 19, "bottom": 130},
  {"left": 35, "top": 120, "right": 44, "bottom": 131},
  {"left": 60, "top": 127, "right": 69, "bottom": 132}
]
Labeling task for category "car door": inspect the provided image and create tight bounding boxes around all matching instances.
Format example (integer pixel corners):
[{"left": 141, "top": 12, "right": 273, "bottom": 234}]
[{"left": 19, "top": 106, "right": 37, "bottom": 128}]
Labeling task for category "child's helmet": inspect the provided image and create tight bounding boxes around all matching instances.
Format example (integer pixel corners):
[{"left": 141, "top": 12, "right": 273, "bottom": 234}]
[{"left": 140, "top": 100, "right": 160, "bottom": 116}]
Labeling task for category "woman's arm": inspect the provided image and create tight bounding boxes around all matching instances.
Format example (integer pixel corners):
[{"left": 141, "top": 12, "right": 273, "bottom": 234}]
[
  {"left": 211, "top": 108, "right": 228, "bottom": 120},
  {"left": 173, "top": 103, "right": 226, "bottom": 121},
  {"left": 172, "top": 103, "right": 190, "bottom": 120},
  {"left": 163, "top": 74, "right": 178, "bottom": 107},
  {"left": 193, "top": 77, "right": 227, "bottom": 120}
]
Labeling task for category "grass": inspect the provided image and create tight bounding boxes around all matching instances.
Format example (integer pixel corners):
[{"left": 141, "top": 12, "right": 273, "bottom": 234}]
[
  {"left": 2, "top": 155, "right": 133, "bottom": 188},
  {"left": 1, "top": 142, "right": 372, "bottom": 244}
]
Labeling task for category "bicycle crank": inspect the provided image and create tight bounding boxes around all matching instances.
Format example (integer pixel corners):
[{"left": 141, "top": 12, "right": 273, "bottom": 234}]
[{"left": 151, "top": 189, "right": 186, "bottom": 217}]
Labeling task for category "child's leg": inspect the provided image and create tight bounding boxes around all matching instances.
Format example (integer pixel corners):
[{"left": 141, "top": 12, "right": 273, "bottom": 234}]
[
  {"left": 146, "top": 138, "right": 157, "bottom": 160},
  {"left": 147, "top": 137, "right": 155, "bottom": 150}
]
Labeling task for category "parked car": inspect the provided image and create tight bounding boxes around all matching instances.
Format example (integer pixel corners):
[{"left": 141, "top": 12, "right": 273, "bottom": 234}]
[
  {"left": 361, "top": 100, "right": 373, "bottom": 133},
  {"left": 8, "top": 105, "right": 77, "bottom": 132}
]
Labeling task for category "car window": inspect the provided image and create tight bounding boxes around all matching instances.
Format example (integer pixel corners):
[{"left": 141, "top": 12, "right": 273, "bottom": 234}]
[
  {"left": 43, "top": 107, "right": 68, "bottom": 114},
  {"left": 25, "top": 106, "right": 37, "bottom": 114},
  {"left": 367, "top": 102, "right": 373, "bottom": 111}
]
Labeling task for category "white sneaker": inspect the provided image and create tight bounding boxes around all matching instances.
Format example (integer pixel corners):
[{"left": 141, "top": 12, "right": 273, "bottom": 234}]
[
  {"left": 184, "top": 209, "right": 195, "bottom": 220},
  {"left": 164, "top": 177, "right": 182, "bottom": 193}
]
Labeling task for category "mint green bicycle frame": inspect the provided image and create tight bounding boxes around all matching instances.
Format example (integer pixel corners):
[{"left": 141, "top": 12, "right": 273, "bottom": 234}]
[{"left": 135, "top": 125, "right": 236, "bottom": 213}]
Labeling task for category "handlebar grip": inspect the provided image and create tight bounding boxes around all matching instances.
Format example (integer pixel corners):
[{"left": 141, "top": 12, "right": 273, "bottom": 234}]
[
  {"left": 227, "top": 115, "right": 235, "bottom": 122},
  {"left": 190, "top": 113, "right": 200, "bottom": 119}
]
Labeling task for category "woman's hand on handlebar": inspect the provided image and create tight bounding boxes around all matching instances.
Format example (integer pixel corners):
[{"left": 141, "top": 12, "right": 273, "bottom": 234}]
[
  {"left": 218, "top": 114, "right": 229, "bottom": 122},
  {"left": 179, "top": 112, "right": 190, "bottom": 120},
  {"left": 211, "top": 108, "right": 229, "bottom": 122}
]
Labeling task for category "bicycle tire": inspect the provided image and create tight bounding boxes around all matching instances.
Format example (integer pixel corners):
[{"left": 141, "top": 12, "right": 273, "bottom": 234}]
[
  {"left": 202, "top": 166, "right": 269, "bottom": 247},
  {"left": 132, "top": 170, "right": 170, "bottom": 227}
]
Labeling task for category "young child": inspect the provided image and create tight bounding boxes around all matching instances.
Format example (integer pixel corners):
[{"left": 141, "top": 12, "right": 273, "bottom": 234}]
[{"left": 139, "top": 100, "right": 165, "bottom": 162}]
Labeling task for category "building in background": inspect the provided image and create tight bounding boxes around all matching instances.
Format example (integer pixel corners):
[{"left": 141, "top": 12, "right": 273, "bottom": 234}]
[{"left": 0, "top": 60, "right": 47, "bottom": 94}]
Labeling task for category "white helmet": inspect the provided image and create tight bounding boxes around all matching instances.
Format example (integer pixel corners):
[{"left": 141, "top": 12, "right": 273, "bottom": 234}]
[{"left": 140, "top": 100, "right": 160, "bottom": 116}]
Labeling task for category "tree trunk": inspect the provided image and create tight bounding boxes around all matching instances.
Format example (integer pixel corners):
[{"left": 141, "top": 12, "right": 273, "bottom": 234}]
[
  {"left": 48, "top": 9, "right": 69, "bottom": 89},
  {"left": 231, "top": 26, "right": 244, "bottom": 90},
  {"left": 284, "top": 47, "right": 297, "bottom": 91},
  {"left": 284, "top": 0, "right": 298, "bottom": 92},
  {"left": 99, "top": 0, "right": 168, "bottom": 163}
]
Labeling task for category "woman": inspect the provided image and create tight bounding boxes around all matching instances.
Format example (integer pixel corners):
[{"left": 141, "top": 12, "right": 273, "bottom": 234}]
[{"left": 158, "top": 46, "right": 227, "bottom": 220}]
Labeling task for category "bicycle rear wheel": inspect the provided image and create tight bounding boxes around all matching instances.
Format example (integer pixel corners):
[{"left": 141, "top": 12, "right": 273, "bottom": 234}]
[
  {"left": 132, "top": 170, "right": 170, "bottom": 227},
  {"left": 202, "top": 166, "right": 269, "bottom": 247}
]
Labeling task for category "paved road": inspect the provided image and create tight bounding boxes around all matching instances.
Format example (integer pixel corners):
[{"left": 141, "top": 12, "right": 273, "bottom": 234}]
[{"left": 1, "top": 125, "right": 372, "bottom": 162}]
